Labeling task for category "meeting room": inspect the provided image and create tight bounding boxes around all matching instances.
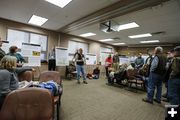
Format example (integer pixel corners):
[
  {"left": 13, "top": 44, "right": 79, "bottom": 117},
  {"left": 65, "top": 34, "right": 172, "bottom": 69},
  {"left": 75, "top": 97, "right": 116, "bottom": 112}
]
[{"left": 0, "top": 0, "right": 180, "bottom": 120}]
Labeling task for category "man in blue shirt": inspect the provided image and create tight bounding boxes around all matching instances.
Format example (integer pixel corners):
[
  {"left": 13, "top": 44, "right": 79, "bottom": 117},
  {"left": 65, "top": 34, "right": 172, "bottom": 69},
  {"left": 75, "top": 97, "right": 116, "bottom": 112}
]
[
  {"left": 142, "top": 47, "right": 167, "bottom": 104},
  {"left": 135, "top": 53, "right": 144, "bottom": 70}
]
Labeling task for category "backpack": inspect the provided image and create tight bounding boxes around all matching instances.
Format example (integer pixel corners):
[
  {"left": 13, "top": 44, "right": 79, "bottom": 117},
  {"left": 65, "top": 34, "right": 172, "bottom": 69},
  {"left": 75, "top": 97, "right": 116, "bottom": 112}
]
[{"left": 39, "top": 80, "right": 63, "bottom": 96}]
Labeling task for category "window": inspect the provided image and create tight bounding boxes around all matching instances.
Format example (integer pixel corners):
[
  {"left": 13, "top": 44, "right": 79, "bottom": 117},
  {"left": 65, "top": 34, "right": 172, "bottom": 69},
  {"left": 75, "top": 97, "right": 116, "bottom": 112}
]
[
  {"left": 68, "top": 40, "right": 88, "bottom": 54},
  {"left": 68, "top": 40, "right": 89, "bottom": 61},
  {"left": 100, "top": 47, "right": 112, "bottom": 53},
  {"left": 7, "top": 29, "right": 48, "bottom": 60}
]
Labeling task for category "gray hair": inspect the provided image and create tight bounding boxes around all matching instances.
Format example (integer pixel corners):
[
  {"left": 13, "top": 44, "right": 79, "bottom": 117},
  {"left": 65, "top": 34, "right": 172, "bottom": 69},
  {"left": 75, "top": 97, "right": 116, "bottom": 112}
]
[
  {"left": 0, "top": 56, "right": 17, "bottom": 69},
  {"left": 155, "top": 46, "right": 163, "bottom": 53}
]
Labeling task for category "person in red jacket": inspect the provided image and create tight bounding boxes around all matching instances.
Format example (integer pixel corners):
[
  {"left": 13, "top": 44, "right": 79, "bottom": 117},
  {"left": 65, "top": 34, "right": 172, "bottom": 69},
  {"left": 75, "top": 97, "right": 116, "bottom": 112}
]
[{"left": 105, "top": 54, "right": 112, "bottom": 82}]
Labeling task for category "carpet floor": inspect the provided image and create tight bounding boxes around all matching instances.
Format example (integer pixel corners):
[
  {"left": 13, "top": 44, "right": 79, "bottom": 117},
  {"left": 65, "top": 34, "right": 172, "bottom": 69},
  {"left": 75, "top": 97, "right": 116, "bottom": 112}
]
[{"left": 59, "top": 77, "right": 168, "bottom": 120}]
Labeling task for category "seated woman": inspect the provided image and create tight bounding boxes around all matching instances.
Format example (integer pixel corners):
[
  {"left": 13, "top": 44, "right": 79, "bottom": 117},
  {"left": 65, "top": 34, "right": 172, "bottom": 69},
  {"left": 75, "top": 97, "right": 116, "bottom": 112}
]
[
  {"left": 0, "top": 56, "right": 35, "bottom": 109},
  {"left": 7, "top": 46, "right": 25, "bottom": 67},
  {"left": 92, "top": 67, "right": 100, "bottom": 79},
  {"left": 127, "top": 63, "right": 136, "bottom": 70},
  {"left": 108, "top": 64, "right": 127, "bottom": 85}
]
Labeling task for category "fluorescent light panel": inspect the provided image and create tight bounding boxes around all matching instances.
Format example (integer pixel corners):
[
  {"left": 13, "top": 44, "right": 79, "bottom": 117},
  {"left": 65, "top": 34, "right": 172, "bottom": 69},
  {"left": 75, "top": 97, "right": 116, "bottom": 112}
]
[
  {"left": 28, "top": 15, "right": 48, "bottom": 26},
  {"left": 99, "top": 39, "right": 113, "bottom": 42},
  {"left": 118, "top": 22, "right": 139, "bottom": 31},
  {"left": 140, "top": 40, "right": 160, "bottom": 43},
  {"left": 129, "top": 33, "right": 152, "bottom": 39},
  {"left": 79, "top": 33, "right": 96, "bottom": 37},
  {"left": 113, "top": 43, "right": 125, "bottom": 45},
  {"left": 45, "top": 0, "right": 72, "bottom": 8}
]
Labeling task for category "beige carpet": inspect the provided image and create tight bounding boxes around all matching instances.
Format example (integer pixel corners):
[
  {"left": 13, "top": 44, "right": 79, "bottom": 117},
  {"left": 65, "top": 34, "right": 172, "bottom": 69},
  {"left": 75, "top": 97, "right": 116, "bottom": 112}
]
[{"left": 60, "top": 78, "right": 167, "bottom": 120}]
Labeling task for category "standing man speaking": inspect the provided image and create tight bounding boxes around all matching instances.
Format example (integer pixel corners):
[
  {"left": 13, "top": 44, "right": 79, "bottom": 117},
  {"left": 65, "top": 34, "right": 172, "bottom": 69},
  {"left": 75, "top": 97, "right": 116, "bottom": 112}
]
[{"left": 75, "top": 48, "right": 88, "bottom": 84}]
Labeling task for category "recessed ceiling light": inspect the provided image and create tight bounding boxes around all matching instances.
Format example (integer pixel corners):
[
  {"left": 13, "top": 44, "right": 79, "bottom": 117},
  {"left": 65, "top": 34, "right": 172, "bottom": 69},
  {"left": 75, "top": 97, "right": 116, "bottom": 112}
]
[
  {"left": 118, "top": 22, "right": 139, "bottom": 31},
  {"left": 99, "top": 39, "right": 113, "bottom": 42},
  {"left": 113, "top": 43, "right": 126, "bottom": 45},
  {"left": 128, "top": 33, "right": 152, "bottom": 39},
  {"left": 45, "top": 0, "right": 72, "bottom": 8},
  {"left": 79, "top": 33, "right": 96, "bottom": 37},
  {"left": 28, "top": 15, "right": 48, "bottom": 26},
  {"left": 140, "top": 40, "right": 160, "bottom": 43}
]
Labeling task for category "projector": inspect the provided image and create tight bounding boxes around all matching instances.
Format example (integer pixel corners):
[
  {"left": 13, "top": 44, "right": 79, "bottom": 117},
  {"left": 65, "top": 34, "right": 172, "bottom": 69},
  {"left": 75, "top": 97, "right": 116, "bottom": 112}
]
[{"left": 100, "top": 20, "right": 119, "bottom": 33}]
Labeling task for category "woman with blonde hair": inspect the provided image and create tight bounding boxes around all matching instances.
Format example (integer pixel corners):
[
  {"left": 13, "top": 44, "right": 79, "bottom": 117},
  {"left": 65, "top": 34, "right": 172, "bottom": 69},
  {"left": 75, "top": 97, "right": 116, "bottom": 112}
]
[{"left": 0, "top": 56, "right": 35, "bottom": 109}]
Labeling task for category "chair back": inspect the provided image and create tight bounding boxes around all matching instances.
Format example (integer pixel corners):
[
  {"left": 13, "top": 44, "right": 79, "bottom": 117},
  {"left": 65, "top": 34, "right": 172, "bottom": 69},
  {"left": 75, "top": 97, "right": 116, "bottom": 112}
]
[
  {"left": 0, "top": 88, "right": 54, "bottom": 120},
  {"left": 126, "top": 69, "right": 134, "bottom": 77},
  {"left": 18, "top": 71, "right": 34, "bottom": 82},
  {"left": 39, "top": 71, "right": 61, "bottom": 85}
]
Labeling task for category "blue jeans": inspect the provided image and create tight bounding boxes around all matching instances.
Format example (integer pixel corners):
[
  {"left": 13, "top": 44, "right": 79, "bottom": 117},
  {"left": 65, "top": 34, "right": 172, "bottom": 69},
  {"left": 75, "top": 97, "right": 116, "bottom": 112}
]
[
  {"left": 147, "top": 73, "right": 163, "bottom": 102},
  {"left": 76, "top": 65, "right": 86, "bottom": 82},
  {"left": 168, "top": 78, "right": 180, "bottom": 105},
  {"left": 165, "top": 81, "right": 169, "bottom": 99},
  {"left": 93, "top": 75, "right": 99, "bottom": 79}
]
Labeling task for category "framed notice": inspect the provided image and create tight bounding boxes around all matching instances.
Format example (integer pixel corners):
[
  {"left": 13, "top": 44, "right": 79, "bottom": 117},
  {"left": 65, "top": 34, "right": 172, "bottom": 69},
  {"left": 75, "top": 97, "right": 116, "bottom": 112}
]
[
  {"left": 86, "top": 53, "right": 97, "bottom": 65},
  {"left": 21, "top": 43, "right": 41, "bottom": 66},
  {"left": 56, "top": 47, "right": 69, "bottom": 66}
]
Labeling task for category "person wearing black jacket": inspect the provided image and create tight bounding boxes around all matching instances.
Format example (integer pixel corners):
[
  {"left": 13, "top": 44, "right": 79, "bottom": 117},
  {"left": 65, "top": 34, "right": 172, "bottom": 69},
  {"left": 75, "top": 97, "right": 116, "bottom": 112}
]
[
  {"left": 162, "top": 50, "right": 174, "bottom": 102},
  {"left": 75, "top": 48, "right": 87, "bottom": 84},
  {"left": 142, "top": 47, "right": 167, "bottom": 104}
]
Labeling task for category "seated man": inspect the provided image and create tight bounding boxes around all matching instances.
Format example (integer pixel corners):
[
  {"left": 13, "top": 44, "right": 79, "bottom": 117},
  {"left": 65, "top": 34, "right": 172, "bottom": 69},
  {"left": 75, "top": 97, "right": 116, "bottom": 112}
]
[{"left": 92, "top": 67, "right": 100, "bottom": 79}]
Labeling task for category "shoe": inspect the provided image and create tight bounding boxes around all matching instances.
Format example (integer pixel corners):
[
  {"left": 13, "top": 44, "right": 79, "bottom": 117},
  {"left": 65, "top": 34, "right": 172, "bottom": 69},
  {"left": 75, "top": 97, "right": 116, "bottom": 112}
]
[
  {"left": 162, "top": 94, "right": 167, "bottom": 98},
  {"left": 106, "top": 83, "right": 111, "bottom": 86},
  {"left": 83, "top": 81, "right": 88, "bottom": 84},
  {"left": 153, "top": 99, "right": 161, "bottom": 104},
  {"left": 142, "top": 98, "right": 153, "bottom": 104},
  {"left": 162, "top": 98, "right": 169, "bottom": 102},
  {"left": 77, "top": 81, "right": 80, "bottom": 84}
]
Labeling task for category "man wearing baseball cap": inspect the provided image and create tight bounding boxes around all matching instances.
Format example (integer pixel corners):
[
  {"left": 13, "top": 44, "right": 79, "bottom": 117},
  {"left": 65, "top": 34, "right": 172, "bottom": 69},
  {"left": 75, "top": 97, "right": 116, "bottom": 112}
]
[{"left": 168, "top": 46, "right": 180, "bottom": 105}]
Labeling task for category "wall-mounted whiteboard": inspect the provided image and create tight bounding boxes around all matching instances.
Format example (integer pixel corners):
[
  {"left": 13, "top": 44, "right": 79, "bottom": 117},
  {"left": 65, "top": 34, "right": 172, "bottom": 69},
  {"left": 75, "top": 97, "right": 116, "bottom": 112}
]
[
  {"left": 68, "top": 41, "right": 88, "bottom": 54},
  {"left": 56, "top": 47, "right": 69, "bottom": 66},
  {"left": 86, "top": 53, "right": 97, "bottom": 65}
]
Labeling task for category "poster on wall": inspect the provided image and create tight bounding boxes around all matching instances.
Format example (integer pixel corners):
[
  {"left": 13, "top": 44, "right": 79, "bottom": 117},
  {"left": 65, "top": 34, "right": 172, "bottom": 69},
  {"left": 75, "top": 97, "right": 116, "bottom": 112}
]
[
  {"left": 21, "top": 43, "right": 41, "bottom": 66},
  {"left": 86, "top": 53, "right": 97, "bottom": 65},
  {"left": 1, "top": 41, "right": 10, "bottom": 54},
  {"left": 100, "top": 52, "right": 113, "bottom": 65},
  {"left": 119, "top": 57, "right": 130, "bottom": 65},
  {"left": 56, "top": 47, "right": 69, "bottom": 66}
]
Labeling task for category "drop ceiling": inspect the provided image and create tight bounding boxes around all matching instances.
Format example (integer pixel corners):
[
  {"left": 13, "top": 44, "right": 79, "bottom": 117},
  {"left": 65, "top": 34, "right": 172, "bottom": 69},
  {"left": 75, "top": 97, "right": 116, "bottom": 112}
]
[
  {"left": 69, "top": 0, "right": 180, "bottom": 46},
  {"left": 0, "top": 0, "right": 119, "bottom": 30},
  {"left": 0, "top": 0, "right": 179, "bottom": 46}
]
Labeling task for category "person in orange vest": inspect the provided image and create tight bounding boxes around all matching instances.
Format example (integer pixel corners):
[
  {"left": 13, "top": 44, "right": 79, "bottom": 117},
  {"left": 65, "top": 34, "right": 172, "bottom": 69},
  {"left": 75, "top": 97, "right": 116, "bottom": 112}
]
[{"left": 105, "top": 54, "right": 112, "bottom": 83}]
